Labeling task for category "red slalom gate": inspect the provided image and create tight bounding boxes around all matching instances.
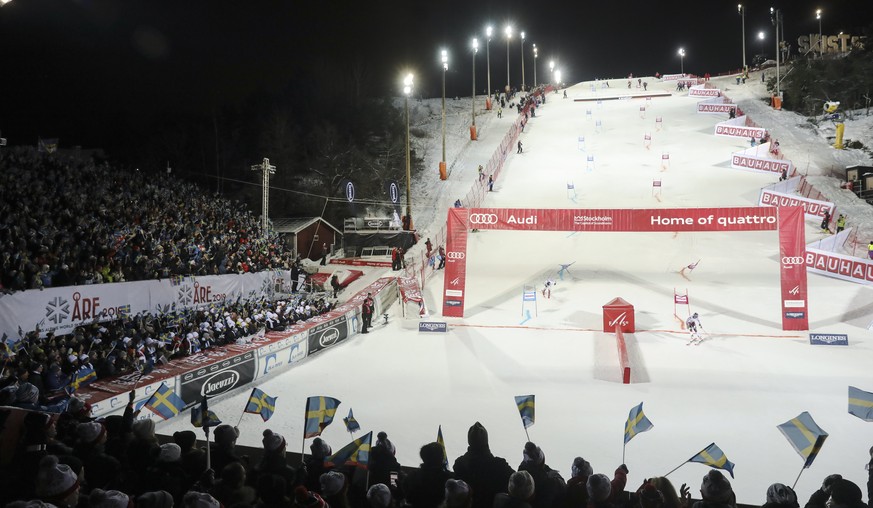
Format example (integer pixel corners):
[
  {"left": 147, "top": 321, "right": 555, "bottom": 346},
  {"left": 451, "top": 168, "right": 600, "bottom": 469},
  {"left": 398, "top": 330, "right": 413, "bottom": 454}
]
[{"left": 441, "top": 207, "right": 809, "bottom": 331}]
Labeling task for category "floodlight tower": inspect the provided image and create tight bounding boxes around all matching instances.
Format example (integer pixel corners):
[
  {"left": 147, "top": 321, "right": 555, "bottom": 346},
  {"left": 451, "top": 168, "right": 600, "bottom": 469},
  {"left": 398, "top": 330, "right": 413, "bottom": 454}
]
[{"left": 250, "top": 158, "right": 276, "bottom": 233}]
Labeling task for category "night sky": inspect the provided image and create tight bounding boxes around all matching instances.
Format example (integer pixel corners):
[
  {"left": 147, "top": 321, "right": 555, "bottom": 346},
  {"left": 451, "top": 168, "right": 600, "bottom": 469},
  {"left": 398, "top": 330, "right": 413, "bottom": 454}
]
[{"left": 1, "top": 0, "right": 871, "bottom": 149}]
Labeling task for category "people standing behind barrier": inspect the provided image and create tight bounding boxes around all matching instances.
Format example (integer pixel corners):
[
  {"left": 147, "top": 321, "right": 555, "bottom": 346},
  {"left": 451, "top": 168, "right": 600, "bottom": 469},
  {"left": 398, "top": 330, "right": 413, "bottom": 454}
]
[
  {"left": 438, "top": 246, "right": 446, "bottom": 269},
  {"left": 402, "top": 442, "right": 455, "bottom": 508},
  {"left": 361, "top": 292, "right": 374, "bottom": 333},
  {"left": 391, "top": 248, "right": 401, "bottom": 271},
  {"left": 821, "top": 210, "right": 831, "bottom": 233},
  {"left": 868, "top": 241, "right": 873, "bottom": 260},
  {"left": 836, "top": 214, "right": 846, "bottom": 233},
  {"left": 517, "top": 141, "right": 523, "bottom": 154},
  {"left": 425, "top": 238, "right": 433, "bottom": 258},
  {"left": 488, "top": 175, "right": 494, "bottom": 192},
  {"left": 331, "top": 274, "right": 341, "bottom": 298},
  {"left": 452, "top": 422, "right": 514, "bottom": 508}
]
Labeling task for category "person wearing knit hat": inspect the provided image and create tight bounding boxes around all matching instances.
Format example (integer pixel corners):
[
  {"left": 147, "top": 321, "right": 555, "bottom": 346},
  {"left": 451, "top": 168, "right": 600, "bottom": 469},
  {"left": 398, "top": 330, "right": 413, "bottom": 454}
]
[
  {"left": 367, "top": 483, "right": 394, "bottom": 508},
  {"left": 303, "top": 438, "right": 332, "bottom": 493},
  {"left": 571, "top": 457, "right": 593, "bottom": 479},
  {"left": 294, "top": 485, "right": 328, "bottom": 508},
  {"left": 320, "top": 470, "right": 347, "bottom": 498},
  {"left": 310, "top": 437, "right": 332, "bottom": 458},
  {"left": 89, "top": 488, "right": 130, "bottom": 508},
  {"left": 183, "top": 491, "right": 221, "bottom": 508},
  {"left": 521, "top": 442, "right": 545, "bottom": 467},
  {"left": 174, "top": 430, "right": 198, "bottom": 452},
  {"left": 445, "top": 479, "right": 472, "bottom": 508},
  {"left": 587, "top": 474, "right": 612, "bottom": 504},
  {"left": 210, "top": 425, "right": 243, "bottom": 482},
  {"left": 507, "top": 470, "right": 536, "bottom": 501},
  {"left": 452, "top": 422, "right": 515, "bottom": 508},
  {"left": 827, "top": 478, "right": 865, "bottom": 508},
  {"left": 132, "top": 418, "right": 157, "bottom": 441},
  {"left": 75, "top": 421, "right": 106, "bottom": 446},
  {"left": 66, "top": 396, "right": 89, "bottom": 416},
  {"left": 212, "top": 462, "right": 257, "bottom": 507},
  {"left": 375, "top": 431, "right": 396, "bottom": 455},
  {"left": 16, "top": 382, "right": 40, "bottom": 405},
  {"left": 565, "top": 457, "right": 593, "bottom": 508},
  {"left": 214, "top": 424, "right": 239, "bottom": 445},
  {"left": 638, "top": 481, "right": 666, "bottom": 508},
  {"left": 137, "top": 490, "right": 175, "bottom": 508},
  {"left": 762, "top": 483, "right": 798, "bottom": 508},
  {"left": 262, "top": 429, "right": 287, "bottom": 454},
  {"left": 699, "top": 470, "right": 734, "bottom": 506},
  {"left": 403, "top": 442, "right": 455, "bottom": 508},
  {"left": 35, "top": 455, "right": 80, "bottom": 506},
  {"left": 518, "top": 442, "right": 566, "bottom": 508},
  {"left": 157, "top": 443, "right": 182, "bottom": 463}
]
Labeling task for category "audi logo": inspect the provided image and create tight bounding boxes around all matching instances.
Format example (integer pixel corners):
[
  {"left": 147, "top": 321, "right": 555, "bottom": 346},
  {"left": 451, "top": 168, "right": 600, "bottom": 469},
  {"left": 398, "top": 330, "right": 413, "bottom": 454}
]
[
  {"left": 447, "top": 252, "right": 465, "bottom": 259},
  {"left": 781, "top": 257, "right": 805, "bottom": 266},
  {"left": 469, "top": 213, "right": 498, "bottom": 225}
]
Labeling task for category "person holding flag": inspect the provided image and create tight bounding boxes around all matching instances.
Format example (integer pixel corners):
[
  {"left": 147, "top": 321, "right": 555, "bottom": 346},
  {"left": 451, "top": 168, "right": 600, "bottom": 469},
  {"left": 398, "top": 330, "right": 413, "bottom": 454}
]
[
  {"left": 514, "top": 395, "right": 535, "bottom": 441},
  {"left": 402, "top": 441, "right": 454, "bottom": 508}
]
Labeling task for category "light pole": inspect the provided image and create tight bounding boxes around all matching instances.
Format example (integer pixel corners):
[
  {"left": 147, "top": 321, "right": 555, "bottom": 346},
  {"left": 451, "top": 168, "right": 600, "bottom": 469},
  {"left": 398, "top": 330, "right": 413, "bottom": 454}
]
[
  {"left": 549, "top": 60, "right": 554, "bottom": 85},
  {"left": 678, "top": 48, "right": 686, "bottom": 74},
  {"left": 533, "top": 44, "right": 538, "bottom": 88},
  {"left": 403, "top": 73, "right": 414, "bottom": 229},
  {"left": 485, "top": 25, "right": 493, "bottom": 109},
  {"left": 505, "top": 25, "right": 512, "bottom": 93},
  {"left": 250, "top": 158, "right": 276, "bottom": 233},
  {"left": 520, "top": 31, "right": 526, "bottom": 91},
  {"left": 738, "top": 4, "right": 746, "bottom": 72},
  {"left": 440, "top": 50, "right": 448, "bottom": 180},
  {"left": 758, "top": 31, "right": 765, "bottom": 61},
  {"left": 471, "top": 38, "right": 478, "bottom": 141},
  {"left": 554, "top": 69, "right": 561, "bottom": 88},
  {"left": 771, "top": 7, "right": 782, "bottom": 97},
  {"left": 816, "top": 9, "right": 823, "bottom": 58}
]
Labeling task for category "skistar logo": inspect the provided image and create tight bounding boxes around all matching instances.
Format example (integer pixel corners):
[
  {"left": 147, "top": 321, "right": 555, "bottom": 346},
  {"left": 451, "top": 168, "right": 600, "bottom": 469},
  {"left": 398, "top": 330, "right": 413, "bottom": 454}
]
[{"left": 607, "top": 312, "right": 629, "bottom": 327}]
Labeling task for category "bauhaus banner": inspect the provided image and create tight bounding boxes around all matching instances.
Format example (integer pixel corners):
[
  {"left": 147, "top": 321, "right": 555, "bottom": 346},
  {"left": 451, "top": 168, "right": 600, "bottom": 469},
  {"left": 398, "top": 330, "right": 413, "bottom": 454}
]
[{"left": 443, "top": 207, "right": 808, "bottom": 330}]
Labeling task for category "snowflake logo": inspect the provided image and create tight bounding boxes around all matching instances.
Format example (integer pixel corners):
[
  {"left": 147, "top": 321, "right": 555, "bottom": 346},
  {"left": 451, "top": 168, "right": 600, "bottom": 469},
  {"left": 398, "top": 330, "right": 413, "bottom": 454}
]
[
  {"left": 45, "top": 296, "right": 70, "bottom": 324},
  {"left": 176, "top": 284, "right": 193, "bottom": 306}
]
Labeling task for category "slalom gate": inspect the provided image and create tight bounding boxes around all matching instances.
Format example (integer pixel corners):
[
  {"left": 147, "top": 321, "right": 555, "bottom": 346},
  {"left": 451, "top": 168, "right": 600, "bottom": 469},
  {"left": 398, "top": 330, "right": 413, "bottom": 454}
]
[{"left": 441, "top": 207, "right": 809, "bottom": 331}]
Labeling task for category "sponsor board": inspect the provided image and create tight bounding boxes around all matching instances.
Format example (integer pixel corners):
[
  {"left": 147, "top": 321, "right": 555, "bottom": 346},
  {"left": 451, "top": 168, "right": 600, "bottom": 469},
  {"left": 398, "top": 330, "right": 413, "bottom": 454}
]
[
  {"left": 418, "top": 322, "right": 448, "bottom": 333},
  {"left": 805, "top": 249, "right": 873, "bottom": 285},
  {"left": 784, "top": 300, "right": 806, "bottom": 308},
  {"left": 445, "top": 289, "right": 463, "bottom": 297},
  {"left": 179, "top": 351, "right": 256, "bottom": 406},
  {"left": 715, "top": 124, "right": 766, "bottom": 139},
  {"left": 733, "top": 155, "right": 792, "bottom": 174},
  {"left": 689, "top": 87, "right": 721, "bottom": 97},
  {"left": 784, "top": 311, "right": 806, "bottom": 319},
  {"left": 760, "top": 189, "right": 832, "bottom": 218},
  {"left": 307, "top": 314, "right": 350, "bottom": 354},
  {"left": 697, "top": 103, "right": 737, "bottom": 114},
  {"left": 445, "top": 299, "right": 463, "bottom": 307},
  {"left": 809, "top": 333, "right": 848, "bottom": 346},
  {"left": 256, "top": 331, "right": 309, "bottom": 379}
]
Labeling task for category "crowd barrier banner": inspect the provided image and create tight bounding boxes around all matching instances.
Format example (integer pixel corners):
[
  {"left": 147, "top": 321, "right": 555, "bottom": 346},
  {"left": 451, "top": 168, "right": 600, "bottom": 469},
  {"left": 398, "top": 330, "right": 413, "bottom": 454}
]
[
  {"left": 807, "top": 228, "right": 852, "bottom": 252},
  {"left": 255, "top": 328, "right": 309, "bottom": 380},
  {"left": 689, "top": 85, "right": 721, "bottom": 97},
  {"left": 730, "top": 143, "right": 793, "bottom": 174},
  {"left": 178, "top": 351, "right": 257, "bottom": 407},
  {"left": 307, "top": 314, "right": 351, "bottom": 355},
  {"left": 759, "top": 186, "right": 834, "bottom": 218},
  {"left": 661, "top": 73, "right": 688, "bottom": 81},
  {"left": 0, "top": 270, "right": 291, "bottom": 342},
  {"left": 87, "top": 371, "right": 180, "bottom": 419},
  {"left": 805, "top": 247, "right": 873, "bottom": 285},
  {"left": 697, "top": 98, "right": 736, "bottom": 115},
  {"left": 715, "top": 116, "right": 766, "bottom": 140}
]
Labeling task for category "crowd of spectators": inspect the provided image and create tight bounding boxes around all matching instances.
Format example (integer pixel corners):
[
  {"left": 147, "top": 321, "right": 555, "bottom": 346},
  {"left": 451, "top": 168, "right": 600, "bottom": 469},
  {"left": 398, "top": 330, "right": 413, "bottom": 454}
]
[
  {"left": 1, "top": 414, "right": 870, "bottom": 508},
  {"left": 0, "top": 148, "right": 298, "bottom": 293},
  {"left": 0, "top": 293, "right": 336, "bottom": 410}
]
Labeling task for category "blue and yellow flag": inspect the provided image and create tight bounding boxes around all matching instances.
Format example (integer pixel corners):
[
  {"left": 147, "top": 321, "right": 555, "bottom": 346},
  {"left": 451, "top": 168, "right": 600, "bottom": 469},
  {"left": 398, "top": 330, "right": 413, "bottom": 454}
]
[
  {"left": 191, "top": 396, "right": 222, "bottom": 428},
  {"left": 343, "top": 408, "right": 361, "bottom": 433},
  {"left": 38, "top": 138, "right": 59, "bottom": 154},
  {"left": 777, "top": 412, "right": 828, "bottom": 468},
  {"left": 689, "top": 443, "right": 735, "bottom": 478},
  {"left": 848, "top": 386, "right": 873, "bottom": 422},
  {"left": 437, "top": 425, "right": 449, "bottom": 470},
  {"left": 144, "top": 382, "right": 185, "bottom": 420},
  {"left": 324, "top": 431, "right": 372, "bottom": 469},
  {"left": 304, "top": 396, "right": 341, "bottom": 438},
  {"left": 67, "top": 366, "right": 97, "bottom": 393},
  {"left": 624, "top": 402, "right": 654, "bottom": 444},
  {"left": 514, "top": 395, "right": 535, "bottom": 429},
  {"left": 245, "top": 387, "right": 277, "bottom": 422}
]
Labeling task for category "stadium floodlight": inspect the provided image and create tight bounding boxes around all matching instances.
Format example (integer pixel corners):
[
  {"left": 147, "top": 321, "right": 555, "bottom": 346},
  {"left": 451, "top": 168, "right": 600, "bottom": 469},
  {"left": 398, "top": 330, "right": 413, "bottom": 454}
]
[
  {"left": 678, "top": 48, "right": 686, "bottom": 74},
  {"left": 0, "top": 0, "right": 13, "bottom": 6},
  {"left": 486, "top": 25, "right": 493, "bottom": 102},
  {"left": 554, "top": 69, "right": 562, "bottom": 86},
  {"left": 816, "top": 9, "right": 823, "bottom": 58},
  {"left": 520, "top": 31, "right": 526, "bottom": 91},
  {"left": 471, "top": 38, "right": 478, "bottom": 134},
  {"left": 250, "top": 158, "right": 276, "bottom": 233},
  {"left": 533, "top": 44, "right": 538, "bottom": 88},
  {"left": 738, "top": 4, "right": 746, "bottom": 71},
  {"left": 549, "top": 59, "right": 554, "bottom": 85},
  {"left": 505, "top": 25, "right": 512, "bottom": 92},
  {"left": 403, "top": 73, "right": 414, "bottom": 229},
  {"left": 440, "top": 49, "right": 448, "bottom": 179}
]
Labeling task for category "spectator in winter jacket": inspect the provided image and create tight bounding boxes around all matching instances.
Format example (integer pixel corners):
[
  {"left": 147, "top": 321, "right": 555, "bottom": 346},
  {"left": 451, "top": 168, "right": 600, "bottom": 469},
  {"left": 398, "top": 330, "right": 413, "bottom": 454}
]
[
  {"left": 304, "top": 438, "right": 332, "bottom": 493},
  {"left": 804, "top": 474, "right": 866, "bottom": 508},
  {"left": 493, "top": 471, "right": 535, "bottom": 508},
  {"left": 649, "top": 477, "right": 682, "bottom": 508},
  {"left": 253, "top": 429, "right": 300, "bottom": 497},
  {"left": 211, "top": 461, "right": 258, "bottom": 507},
  {"left": 563, "top": 457, "right": 592, "bottom": 508},
  {"left": 370, "top": 432, "right": 403, "bottom": 495},
  {"left": 320, "top": 470, "right": 351, "bottom": 508},
  {"left": 453, "top": 422, "right": 514, "bottom": 508},
  {"left": 209, "top": 424, "right": 245, "bottom": 481},
  {"left": 403, "top": 442, "right": 455, "bottom": 508},
  {"left": 761, "top": 483, "right": 798, "bottom": 508},
  {"left": 692, "top": 470, "right": 735, "bottom": 508},
  {"left": 517, "top": 442, "right": 566, "bottom": 508}
]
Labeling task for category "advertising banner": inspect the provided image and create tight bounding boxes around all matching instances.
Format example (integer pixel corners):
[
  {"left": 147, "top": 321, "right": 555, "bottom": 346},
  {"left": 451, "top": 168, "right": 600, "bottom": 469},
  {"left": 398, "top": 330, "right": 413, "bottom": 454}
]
[
  {"left": 419, "top": 322, "right": 448, "bottom": 333},
  {"left": 715, "top": 116, "right": 766, "bottom": 139},
  {"left": 179, "top": 351, "right": 256, "bottom": 406},
  {"left": 777, "top": 207, "right": 810, "bottom": 330},
  {"left": 809, "top": 333, "right": 849, "bottom": 346},
  {"left": 0, "top": 270, "right": 290, "bottom": 342},
  {"left": 87, "top": 371, "right": 179, "bottom": 418},
  {"left": 307, "top": 314, "right": 350, "bottom": 355},
  {"left": 759, "top": 188, "right": 834, "bottom": 218},
  {"left": 661, "top": 74, "right": 687, "bottom": 81},
  {"left": 689, "top": 86, "right": 721, "bottom": 97},
  {"left": 731, "top": 142, "right": 794, "bottom": 175},
  {"left": 256, "top": 330, "right": 309, "bottom": 379},
  {"left": 697, "top": 98, "right": 737, "bottom": 115},
  {"left": 442, "top": 208, "right": 470, "bottom": 317},
  {"left": 805, "top": 247, "right": 873, "bottom": 285}
]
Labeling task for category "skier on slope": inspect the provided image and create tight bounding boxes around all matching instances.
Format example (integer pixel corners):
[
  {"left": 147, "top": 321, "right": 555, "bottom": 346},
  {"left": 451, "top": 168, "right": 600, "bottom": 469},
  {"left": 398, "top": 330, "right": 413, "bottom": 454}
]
[
  {"left": 686, "top": 312, "right": 703, "bottom": 340},
  {"left": 542, "top": 278, "right": 556, "bottom": 299}
]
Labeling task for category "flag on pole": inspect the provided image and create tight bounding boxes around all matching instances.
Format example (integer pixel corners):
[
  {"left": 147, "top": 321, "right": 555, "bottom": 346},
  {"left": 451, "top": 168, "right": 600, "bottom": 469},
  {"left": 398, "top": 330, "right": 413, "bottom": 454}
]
[
  {"left": 624, "top": 402, "right": 654, "bottom": 444},
  {"left": 143, "top": 382, "right": 185, "bottom": 420},
  {"left": 304, "top": 396, "right": 341, "bottom": 438},
  {"left": 848, "top": 386, "right": 873, "bottom": 422},
  {"left": 437, "top": 425, "right": 449, "bottom": 470},
  {"left": 191, "top": 396, "right": 222, "bottom": 428},
  {"left": 245, "top": 387, "right": 278, "bottom": 422},
  {"left": 514, "top": 395, "right": 535, "bottom": 429},
  {"left": 324, "top": 431, "right": 372, "bottom": 469},
  {"left": 343, "top": 408, "right": 361, "bottom": 433},
  {"left": 67, "top": 366, "right": 97, "bottom": 393},
  {"left": 777, "top": 412, "right": 828, "bottom": 468},
  {"left": 689, "top": 443, "right": 735, "bottom": 478}
]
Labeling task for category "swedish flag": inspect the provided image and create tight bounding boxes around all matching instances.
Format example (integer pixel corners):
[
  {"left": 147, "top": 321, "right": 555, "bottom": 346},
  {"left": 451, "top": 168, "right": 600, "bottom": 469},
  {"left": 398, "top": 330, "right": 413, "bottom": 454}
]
[
  {"left": 437, "top": 425, "right": 449, "bottom": 470},
  {"left": 689, "top": 443, "right": 735, "bottom": 478},
  {"left": 144, "top": 383, "right": 185, "bottom": 420},
  {"left": 67, "top": 366, "right": 97, "bottom": 393},
  {"left": 848, "top": 386, "right": 873, "bottom": 422},
  {"left": 624, "top": 402, "right": 654, "bottom": 444},
  {"left": 514, "top": 395, "right": 535, "bottom": 429},
  {"left": 343, "top": 408, "right": 361, "bottom": 433},
  {"left": 245, "top": 388, "right": 277, "bottom": 422},
  {"left": 304, "top": 396, "right": 341, "bottom": 438},
  {"left": 191, "top": 395, "right": 222, "bottom": 428},
  {"left": 324, "top": 431, "right": 372, "bottom": 469},
  {"left": 777, "top": 412, "right": 828, "bottom": 468}
]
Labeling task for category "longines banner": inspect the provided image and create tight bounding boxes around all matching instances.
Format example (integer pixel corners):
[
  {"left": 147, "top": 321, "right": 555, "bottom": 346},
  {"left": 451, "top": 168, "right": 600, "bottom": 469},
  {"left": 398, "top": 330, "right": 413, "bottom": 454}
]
[
  {"left": 715, "top": 116, "right": 766, "bottom": 139},
  {"left": 0, "top": 270, "right": 289, "bottom": 342},
  {"left": 443, "top": 207, "right": 808, "bottom": 330}
]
